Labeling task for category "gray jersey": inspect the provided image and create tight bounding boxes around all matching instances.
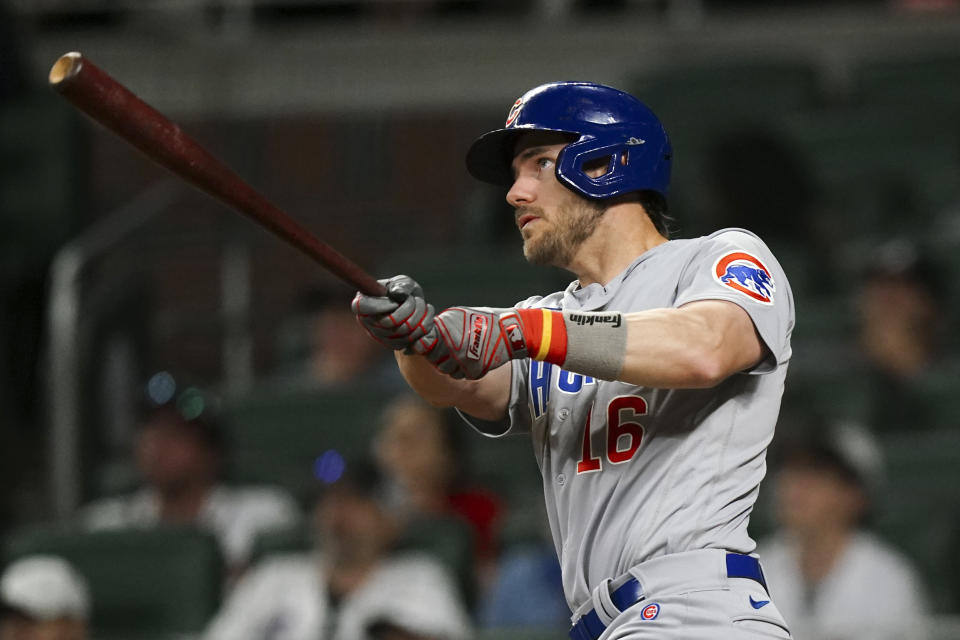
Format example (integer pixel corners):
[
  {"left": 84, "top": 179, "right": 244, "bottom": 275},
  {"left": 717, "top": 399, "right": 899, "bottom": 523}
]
[{"left": 464, "top": 228, "right": 794, "bottom": 611}]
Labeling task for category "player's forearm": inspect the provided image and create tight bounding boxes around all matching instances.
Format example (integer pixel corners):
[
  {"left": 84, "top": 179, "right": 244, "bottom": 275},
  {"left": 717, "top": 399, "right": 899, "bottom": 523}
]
[
  {"left": 618, "top": 308, "right": 746, "bottom": 388},
  {"left": 394, "top": 351, "right": 510, "bottom": 421},
  {"left": 518, "top": 301, "right": 764, "bottom": 388}
]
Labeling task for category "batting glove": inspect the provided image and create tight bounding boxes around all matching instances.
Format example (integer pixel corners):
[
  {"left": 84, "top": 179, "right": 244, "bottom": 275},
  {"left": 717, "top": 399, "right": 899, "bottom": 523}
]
[
  {"left": 423, "top": 306, "right": 627, "bottom": 381},
  {"left": 351, "top": 275, "right": 438, "bottom": 352},
  {"left": 423, "top": 307, "right": 533, "bottom": 380}
]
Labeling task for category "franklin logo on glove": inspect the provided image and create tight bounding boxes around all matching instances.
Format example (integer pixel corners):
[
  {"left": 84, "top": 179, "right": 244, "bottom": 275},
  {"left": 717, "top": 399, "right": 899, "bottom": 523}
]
[{"left": 467, "top": 314, "right": 487, "bottom": 360}]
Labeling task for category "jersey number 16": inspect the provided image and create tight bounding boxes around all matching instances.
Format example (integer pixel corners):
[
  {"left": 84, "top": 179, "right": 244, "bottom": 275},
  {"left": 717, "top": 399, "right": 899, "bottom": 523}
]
[{"left": 577, "top": 395, "right": 648, "bottom": 474}]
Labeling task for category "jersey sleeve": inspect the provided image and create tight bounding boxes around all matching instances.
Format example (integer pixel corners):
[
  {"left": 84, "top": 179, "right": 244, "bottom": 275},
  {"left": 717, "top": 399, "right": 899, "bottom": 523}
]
[{"left": 674, "top": 228, "right": 794, "bottom": 373}]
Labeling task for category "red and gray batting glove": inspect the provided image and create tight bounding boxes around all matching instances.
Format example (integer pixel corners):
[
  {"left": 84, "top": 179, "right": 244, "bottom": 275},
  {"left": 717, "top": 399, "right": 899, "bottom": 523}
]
[
  {"left": 351, "top": 275, "right": 437, "bottom": 352},
  {"left": 423, "top": 307, "right": 533, "bottom": 380},
  {"left": 421, "top": 306, "right": 626, "bottom": 382}
]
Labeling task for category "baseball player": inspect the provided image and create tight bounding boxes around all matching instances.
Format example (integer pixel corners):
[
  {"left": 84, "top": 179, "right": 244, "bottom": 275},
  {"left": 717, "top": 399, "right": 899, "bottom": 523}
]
[{"left": 353, "top": 82, "right": 795, "bottom": 639}]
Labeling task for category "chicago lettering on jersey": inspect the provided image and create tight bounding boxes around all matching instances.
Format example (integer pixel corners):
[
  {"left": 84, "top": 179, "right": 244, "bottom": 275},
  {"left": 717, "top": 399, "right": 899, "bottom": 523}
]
[{"left": 530, "top": 361, "right": 595, "bottom": 419}]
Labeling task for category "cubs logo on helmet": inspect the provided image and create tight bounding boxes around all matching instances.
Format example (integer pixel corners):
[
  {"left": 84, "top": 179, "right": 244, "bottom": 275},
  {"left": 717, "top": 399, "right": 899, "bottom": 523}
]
[
  {"left": 713, "top": 251, "right": 776, "bottom": 305},
  {"left": 505, "top": 98, "right": 524, "bottom": 127}
]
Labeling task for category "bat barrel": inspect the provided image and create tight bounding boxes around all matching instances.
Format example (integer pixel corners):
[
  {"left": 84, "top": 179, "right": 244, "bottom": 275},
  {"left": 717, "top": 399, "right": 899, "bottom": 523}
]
[{"left": 48, "top": 52, "right": 386, "bottom": 298}]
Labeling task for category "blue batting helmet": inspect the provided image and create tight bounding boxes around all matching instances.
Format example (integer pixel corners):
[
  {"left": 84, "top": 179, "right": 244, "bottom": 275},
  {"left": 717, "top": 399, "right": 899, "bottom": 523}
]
[{"left": 466, "top": 81, "right": 672, "bottom": 199}]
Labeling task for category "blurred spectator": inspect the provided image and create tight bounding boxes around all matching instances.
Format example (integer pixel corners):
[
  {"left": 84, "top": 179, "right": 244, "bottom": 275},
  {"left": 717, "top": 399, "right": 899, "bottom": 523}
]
[
  {"left": 478, "top": 543, "right": 567, "bottom": 630},
  {"left": 0, "top": 555, "right": 90, "bottom": 640},
  {"left": 373, "top": 395, "right": 503, "bottom": 581},
  {"left": 477, "top": 500, "right": 567, "bottom": 631},
  {"left": 759, "top": 419, "right": 928, "bottom": 640},
  {"left": 202, "top": 461, "right": 472, "bottom": 640},
  {"left": 273, "top": 286, "right": 400, "bottom": 390},
  {"left": 854, "top": 240, "right": 956, "bottom": 432},
  {"left": 80, "top": 372, "right": 300, "bottom": 579}
]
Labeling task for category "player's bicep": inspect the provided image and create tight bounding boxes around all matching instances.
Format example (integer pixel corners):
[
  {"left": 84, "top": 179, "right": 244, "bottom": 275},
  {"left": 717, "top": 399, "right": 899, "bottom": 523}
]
[
  {"left": 678, "top": 299, "right": 769, "bottom": 376},
  {"left": 452, "top": 363, "right": 512, "bottom": 422}
]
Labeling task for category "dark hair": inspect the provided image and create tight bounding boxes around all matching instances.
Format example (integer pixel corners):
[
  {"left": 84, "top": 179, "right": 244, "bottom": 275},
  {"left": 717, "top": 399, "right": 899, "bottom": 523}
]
[
  {"left": 604, "top": 190, "right": 675, "bottom": 238},
  {"left": 637, "top": 190, "right": 674, "bottom": 238}
]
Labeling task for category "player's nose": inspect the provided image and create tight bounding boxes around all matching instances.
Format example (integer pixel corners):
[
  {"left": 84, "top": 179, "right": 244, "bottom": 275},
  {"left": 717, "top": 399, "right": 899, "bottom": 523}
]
[{"left": 506, "top": 175, "right": 536, "bottom": 208}]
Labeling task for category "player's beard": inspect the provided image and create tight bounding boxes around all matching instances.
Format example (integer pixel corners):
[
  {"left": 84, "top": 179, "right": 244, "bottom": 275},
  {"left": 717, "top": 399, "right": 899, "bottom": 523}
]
[{"left": 519, "top": 198, "right": 606, "bottom": 267}]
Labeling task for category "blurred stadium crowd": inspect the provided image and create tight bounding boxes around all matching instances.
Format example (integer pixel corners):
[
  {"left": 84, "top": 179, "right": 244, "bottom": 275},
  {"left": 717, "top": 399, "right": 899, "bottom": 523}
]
[{"left": 1, "top": 1, "right": 960, "bottom": 639}]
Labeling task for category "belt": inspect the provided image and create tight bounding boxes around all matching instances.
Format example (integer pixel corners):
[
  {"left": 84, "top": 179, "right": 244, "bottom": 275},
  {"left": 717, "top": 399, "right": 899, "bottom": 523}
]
[{"left": 569, "top": 553, "right": 767, "bottom": 640}]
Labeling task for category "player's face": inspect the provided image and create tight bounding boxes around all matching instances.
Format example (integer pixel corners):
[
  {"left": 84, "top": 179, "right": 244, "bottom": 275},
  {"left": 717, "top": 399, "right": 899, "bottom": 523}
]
[{"left": 507, "top": 132, "right": 605, "bottom": 268}]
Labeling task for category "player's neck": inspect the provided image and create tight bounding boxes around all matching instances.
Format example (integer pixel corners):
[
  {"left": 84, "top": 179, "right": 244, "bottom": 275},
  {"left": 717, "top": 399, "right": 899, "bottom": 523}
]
[{"left": 568, "top": 204, "right": 667, "bottom": 287}]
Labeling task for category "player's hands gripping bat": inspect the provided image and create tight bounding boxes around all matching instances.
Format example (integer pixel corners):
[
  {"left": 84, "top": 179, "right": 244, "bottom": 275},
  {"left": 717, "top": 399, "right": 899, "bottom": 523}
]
[{"left": 352, "top": 275, "right": 438, "bottom": 352}]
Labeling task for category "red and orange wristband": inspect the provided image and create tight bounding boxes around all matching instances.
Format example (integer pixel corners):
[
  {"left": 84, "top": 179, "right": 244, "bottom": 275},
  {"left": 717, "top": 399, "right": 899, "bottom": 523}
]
[{"left": 515, "top": 308, "right": 569, "bottom": 366}]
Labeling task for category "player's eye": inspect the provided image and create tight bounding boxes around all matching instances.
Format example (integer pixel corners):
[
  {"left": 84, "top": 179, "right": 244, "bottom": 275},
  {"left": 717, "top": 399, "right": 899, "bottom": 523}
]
[{"left": 535, "top": 157, "right": 554, "bottom": 174}]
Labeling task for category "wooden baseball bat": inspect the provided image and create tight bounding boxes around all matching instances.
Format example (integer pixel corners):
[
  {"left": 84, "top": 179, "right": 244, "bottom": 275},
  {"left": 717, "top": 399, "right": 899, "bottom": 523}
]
[{"left": 48, "top": 51, "right": 387, "bottom": 297}]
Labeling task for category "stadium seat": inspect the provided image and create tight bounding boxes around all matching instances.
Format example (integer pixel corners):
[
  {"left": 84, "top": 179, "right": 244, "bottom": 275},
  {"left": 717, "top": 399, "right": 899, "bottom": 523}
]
[
  {"left": 2, "top": 526, "right": 223, "bottom": 640},
  {"left": 778, "top": 106, "right": 960, "bottom": 236},
  {"left": 220, "top": 386, "right": 390, "bottom": 502},
  {"left": 874, "top": 428, "right": 960, "bottom": 613}
]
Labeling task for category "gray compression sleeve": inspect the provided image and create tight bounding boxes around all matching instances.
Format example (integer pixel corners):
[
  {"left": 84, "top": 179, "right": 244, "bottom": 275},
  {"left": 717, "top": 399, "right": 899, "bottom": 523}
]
[{"left": 560, "top": 310, "right": 627, "bottom": 381}]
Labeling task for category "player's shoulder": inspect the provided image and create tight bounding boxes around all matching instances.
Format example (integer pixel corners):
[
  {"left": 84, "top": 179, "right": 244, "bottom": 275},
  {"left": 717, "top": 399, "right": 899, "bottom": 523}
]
[
  {"left": 701, "top": 227, "right": 774, "bottom": 252},
  {"left": 683, "top": 227, "right": 786, "bottom": 282}
]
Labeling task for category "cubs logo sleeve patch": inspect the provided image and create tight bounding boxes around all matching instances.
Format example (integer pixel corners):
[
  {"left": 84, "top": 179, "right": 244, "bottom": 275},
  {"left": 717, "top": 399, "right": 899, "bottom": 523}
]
[{"left": 712, "top": 251, "right": 776, "bottom": 305}]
